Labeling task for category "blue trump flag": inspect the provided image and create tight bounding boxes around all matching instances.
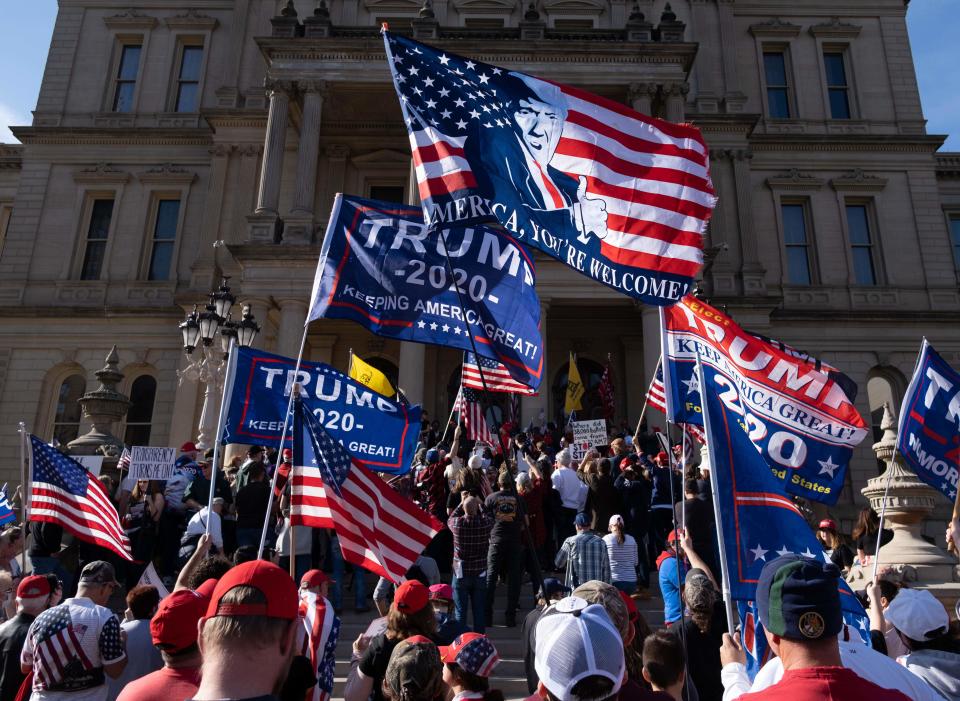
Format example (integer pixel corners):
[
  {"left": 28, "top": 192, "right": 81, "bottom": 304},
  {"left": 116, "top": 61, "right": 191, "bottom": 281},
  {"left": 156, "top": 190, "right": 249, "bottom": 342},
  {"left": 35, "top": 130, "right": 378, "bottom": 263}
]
[
  {"left": 221, "top": 346, "right": 420, "bottom": 475},
  {"left": 308, "top": 194, "right": 543, "bottom": 391},
  {"left": 897, "top": 339, "right": 960, "bottom": 501},
  {"left": 698, "top": 360, "right": 869, "bottom": 677},
  {"left": 0, "top": 486, "right": 15, "bottom": 527},
  {"left": 382, "top": 32, "right": 717, "bottom": 306}
]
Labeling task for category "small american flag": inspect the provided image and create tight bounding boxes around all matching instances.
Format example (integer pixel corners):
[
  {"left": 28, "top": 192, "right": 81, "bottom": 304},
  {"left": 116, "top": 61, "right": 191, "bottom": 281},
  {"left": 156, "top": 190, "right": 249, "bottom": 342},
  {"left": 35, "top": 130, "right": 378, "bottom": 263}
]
[
  {"left": 453, "top": 386, "right": 497, "bottom": 446},
  {"left": 29, "top": 436, "right": 132, "bottom": 560},
  {"left": 117, "top": 447, "right": 131, "bottom": 473},
  {"left": 599, "top": 363, "right": 615, "bottom": 421},
  {"left": 645, "top": 358, "right": 667, "bottom": 414},
  {"left": 463, "top": 353, "right": 535, "bottom": 395},
  {"left": 299, "top": 590, "right": 339, "bottom": 701},
  {"left": 290, "top": 401, "right": 440, "bottom": 583}
]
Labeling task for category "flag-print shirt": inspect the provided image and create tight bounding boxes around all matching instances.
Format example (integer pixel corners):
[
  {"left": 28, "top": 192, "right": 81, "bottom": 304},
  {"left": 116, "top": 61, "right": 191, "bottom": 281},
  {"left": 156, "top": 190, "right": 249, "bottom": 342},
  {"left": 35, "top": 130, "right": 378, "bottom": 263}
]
[{"left": 22, "top": 597, "right": 125, "bottom": 700}]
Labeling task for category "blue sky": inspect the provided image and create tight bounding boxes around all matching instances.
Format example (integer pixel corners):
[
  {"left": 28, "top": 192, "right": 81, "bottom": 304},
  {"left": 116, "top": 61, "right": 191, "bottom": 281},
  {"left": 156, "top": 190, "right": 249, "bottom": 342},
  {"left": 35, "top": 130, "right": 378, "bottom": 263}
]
[{"left": 0, "top": 2, "right": 957, "bottom": 149}]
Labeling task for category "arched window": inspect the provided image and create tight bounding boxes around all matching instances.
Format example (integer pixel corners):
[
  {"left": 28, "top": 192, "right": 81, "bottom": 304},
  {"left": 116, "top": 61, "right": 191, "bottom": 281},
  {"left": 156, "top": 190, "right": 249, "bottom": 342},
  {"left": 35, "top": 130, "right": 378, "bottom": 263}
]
[
  {"left": 123, "top": 375, "right": 157, "bottom": 446},
  {"left": 52, "top": 374, "right": 86, "bottom": 445},
  {"left": 552, "top": 357, "right": 606, "bottom": 421},
  {"left": 866, "top": 367, "right": 905, "bottom": 474},
  {"left": 361, "top": 356, "right": 400, "bottom": 394}
]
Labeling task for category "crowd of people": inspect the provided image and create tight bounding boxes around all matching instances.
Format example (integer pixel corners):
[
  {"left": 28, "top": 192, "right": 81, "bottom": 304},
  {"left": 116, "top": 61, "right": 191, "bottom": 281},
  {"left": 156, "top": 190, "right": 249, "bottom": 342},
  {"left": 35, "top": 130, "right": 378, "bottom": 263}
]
[{"left": 0, "top": 415, "right": 954, "bottom": 701}]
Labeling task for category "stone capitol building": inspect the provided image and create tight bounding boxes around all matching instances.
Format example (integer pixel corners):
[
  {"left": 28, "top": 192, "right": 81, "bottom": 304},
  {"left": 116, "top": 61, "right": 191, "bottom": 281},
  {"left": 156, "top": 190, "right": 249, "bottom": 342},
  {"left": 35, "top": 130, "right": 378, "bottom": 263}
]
[{"left": 0, "top": 0, "right": 958, "bottom": 534}]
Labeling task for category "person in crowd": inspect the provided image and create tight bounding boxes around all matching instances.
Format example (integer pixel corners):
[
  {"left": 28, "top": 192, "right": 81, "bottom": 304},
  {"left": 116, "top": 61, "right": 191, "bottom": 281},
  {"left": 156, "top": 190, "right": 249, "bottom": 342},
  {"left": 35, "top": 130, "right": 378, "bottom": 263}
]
[
  {"left": 674, "top": 479, "right": 716, "bottom": 576},
  {"left": 235, "top": 445, "right": 266, "bottom": 492},
  {"left": 696, "top": 463, "right": 712, "bottom": 501},
  {"left": 517, "top": 469, "right": 546, "bottom": 585},
  {"left": 522, "top": 578, "right": 570, "bottom": 694},
  {"left": 117, "top": 587, "right": 209, "bottom": 701},
  {"left": 815, "top": 519, "right": 854, "bottom": 572},
  {"left": 555, "top": 513, "right": 610, "bottom": 588},
  {"left": 429, "top": 583, "right": 463, "bottom": 645},
  {"left": 615, "top": 461, "right": 653, "bottom": 598},
  {"left": 0, "top": 575, "right": 53, "bottom": 701},
  {"left": 328, "top": 531, "right": 369, "bottom": 615},
  {"left": 381, "top": 636, "right": 445, "bottom": 701},
  {"left": 106, "top": 585, "right": 163, "bottom": 701},
  {"left": 180, "top": 497, "right": 225, "bottom": 566},
  {"left": 276, "top": 499, "right": 313, "bottom": 586},
  {"left": 676, "top": 569, "right": 726, "bottom": 701},
  {"left": 191, "top": 560, "right": 301, "bottom": 701},
  {"left": 441, "top": 632, "right": 504, "bottom": 701},
  {"left": 225, "top": 455, "right": 243, "bottom": 491},
  {"left": 865, "top": 578, "right": 909, "bottom": 659},
  {"left": 373, "top": 556, "right": 441, "bottom": 616},
  {"left": 551, "top": 450, "right": 587, "bottom": 546},
  {"left": 619, "top": 589, "right": 654, "bottom": 689},
  {"left": 657, "top": 530, "right": 715, "bottom": 626},
  {"left": 122, "top": 480, "right": 164, "bottom": 586},
  {"left": 235, "top": 461, "right": 272, "bottom": 549},
  {"left": 642, "top": 631, "right": 686, "bottom": 701},
  {"left": 719, "top": 554, "right": 911, "bottom": 701},
  {"left": 529, "top": 597, "right": 625, "bottom": 701},
  {"left": 583, "top": 458, "right": 622, "bottom": 534},
  {"left": 0, "top": 528, "right": 23, "bottom": 580},
  {"left": 22, "top": 561, "right": 127, "bottom": 700},
  {"left": 27, "top": 521, "right": 71, "bottom": 593},
  {"left": 0, "top": 574, "right": 13, "bottom": 625},
  {"left": 882, "top": 587, "right": 960, "bottom": 700},
  {"left": 851, "top": 507, "right": 893, "bottom": 566},
  {"left": 160, "top": 452, "right": 198, "bottom": 585},
  {"left": 649, "top": 452, "right": 680, "bottom": 556},
  {"left": 184, "top": 450, "right": 234, "bottom": 514},
  {"left": 484, "top": 471, "right": 527, "bottom": 628},
  {"left": 299, "top": 569, "right": 340, "bottom": 701},
  {"left": 345, "top": 580, "right": 437, "bottom": 701},
  {"left": 947, "top": 516, "right": 960, "bottom": 553},
  {"left": 603, "top": 514, "right": 639, "bottom": 595}
]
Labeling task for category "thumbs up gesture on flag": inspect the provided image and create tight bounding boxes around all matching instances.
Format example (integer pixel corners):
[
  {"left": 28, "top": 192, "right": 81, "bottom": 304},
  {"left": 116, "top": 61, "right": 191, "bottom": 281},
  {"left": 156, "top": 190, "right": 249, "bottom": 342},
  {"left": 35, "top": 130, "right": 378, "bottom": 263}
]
[{"left": 573, "top": 175, "right": 608, "bottom": 244}]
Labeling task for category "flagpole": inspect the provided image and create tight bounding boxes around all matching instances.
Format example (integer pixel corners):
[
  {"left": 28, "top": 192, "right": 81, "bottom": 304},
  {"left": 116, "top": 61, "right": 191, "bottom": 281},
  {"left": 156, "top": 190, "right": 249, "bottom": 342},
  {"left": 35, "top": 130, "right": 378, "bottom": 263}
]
[
  {"left": 871, "top": 465, "right": 894, "bottom": 581},
  {"left": 439, "top": 384, "right": 461, "bottom": 447},
  {"left": 205, "top": 336, "right": 238, "bottom": 536},
  {"left": 258, "top": 327, "right": 310, "bottom": 560},
  {"left": 17, "top": 422, "right": 27, "bottom": 575},
  {"left": 694, "top": 353, "right": 736, "bottom": 634},
  {"left": 631, "top": 360, "right": 655, "bottom": 446}
]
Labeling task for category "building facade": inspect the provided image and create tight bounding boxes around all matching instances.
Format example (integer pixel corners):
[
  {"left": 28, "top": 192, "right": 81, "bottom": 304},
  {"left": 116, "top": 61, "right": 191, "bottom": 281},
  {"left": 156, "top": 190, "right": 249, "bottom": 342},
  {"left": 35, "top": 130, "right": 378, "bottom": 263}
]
[{"left": 1, "top": 0, "right": 958, "bottom": 532}]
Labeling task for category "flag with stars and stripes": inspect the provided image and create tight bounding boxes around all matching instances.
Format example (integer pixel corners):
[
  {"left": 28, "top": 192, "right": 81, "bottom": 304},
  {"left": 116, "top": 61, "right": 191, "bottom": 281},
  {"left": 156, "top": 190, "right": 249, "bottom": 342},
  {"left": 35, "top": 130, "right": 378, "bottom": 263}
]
[
  {"left": 28, "top": 436, "right": 132, "bottom": 560},
  {"left": 382, "top": 31, "right": 715, "bottom": 307},
  {"left": 699, "top": 361, "right": 868, "bottom": 674},
  {"left": 298, "top": 589, "right": 340, "bottom": 701},
  {"left": 452, "top": 385, "right": 497, "bottom": 446},
  {"left": 599, "top": 362, "right": 615, "bottom": 421},
  {"left": 463, "top": 352, "right": 535, "bottom": 395},
  {"left": 645, "top": 358, "right": 667, "bottom": 414},
  {"left": 290, "top": 398, "right": 441, "bottom": 583}
]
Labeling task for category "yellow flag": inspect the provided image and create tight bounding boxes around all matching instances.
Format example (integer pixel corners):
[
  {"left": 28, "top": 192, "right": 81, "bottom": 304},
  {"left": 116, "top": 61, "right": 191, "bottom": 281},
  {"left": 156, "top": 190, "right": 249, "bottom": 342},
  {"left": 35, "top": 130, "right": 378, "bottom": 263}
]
[
  {"left": 565, "top": 352, "right": 584, "bottom": 414},
  {"left": 349, "top": 354, "right": 395, "bottom": 397}
]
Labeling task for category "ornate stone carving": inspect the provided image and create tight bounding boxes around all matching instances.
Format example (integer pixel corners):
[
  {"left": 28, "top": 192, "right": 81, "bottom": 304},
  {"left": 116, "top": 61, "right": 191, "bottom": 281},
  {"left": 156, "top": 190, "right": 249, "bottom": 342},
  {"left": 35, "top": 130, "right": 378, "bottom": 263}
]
[
  {"left": 138, "top": 163, "right": 197, "bottom": 184},
  {"left": 65, "top": 347, "right": 132, "bottom": 458},
  {"left": 830, "top": 169, "right": 887, "bottom": 192},
  {"left": 104, "top": 9, "right": 158, "bottom": 29},
  {"left": 165, "top": 9, "right": 219, "bottom": 30},
  {"left": 809, "top": 17, "right": 861, "bottom": 38},
  {"left": 748, "top": 17, "right": 801, "bottom": 38},
  {"left": 73, "top": 163, "right": 130, "bottom": 184},
  {"left": 765, "top": 169, "right": 825, "bottom": 191}
]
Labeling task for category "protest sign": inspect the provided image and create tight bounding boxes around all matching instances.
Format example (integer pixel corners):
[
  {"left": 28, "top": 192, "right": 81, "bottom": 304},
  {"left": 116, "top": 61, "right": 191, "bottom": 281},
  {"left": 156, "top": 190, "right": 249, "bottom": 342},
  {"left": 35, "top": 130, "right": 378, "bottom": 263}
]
[
  {"left": 74, "top": 456, "right": 104, "bottom": 477},
  {"left": 128, "top": 447, "right": 176, "bottom": 481},
  {"left": 664, "top": 296, "right": 867, "bottom": 504},
  {"left": 222, "top": 347, "right": 420, "bottom": 475},
  {"left": 137, "top": 562, "right": 171, "bottom": 599},
  {"left": 308, "top": 194, "right": 543, "bottom": 390},
  {"left": 570, "top": 419, "right": 608, "bottom": 461}
]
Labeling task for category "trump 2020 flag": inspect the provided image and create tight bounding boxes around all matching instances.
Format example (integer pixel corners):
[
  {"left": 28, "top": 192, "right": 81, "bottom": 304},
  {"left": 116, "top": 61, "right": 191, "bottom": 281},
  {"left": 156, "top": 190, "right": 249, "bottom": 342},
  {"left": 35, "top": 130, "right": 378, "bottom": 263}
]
[
  {"left": 308, "top": 194, "right": 543, "bottom": 391},
  {"left": 897, "top": 339, "right": 960, "bottom": 501},
  {"left": 698, "top": 361, "right": 868, "bottom": 676},
  {"left": 383, "top": 31, "right": 715, "bottom": 306},
  {"left": 0, "top": 486, "right": 15, "bottom": 527},
  {"left": 665, "top": 296, "right": 867, "bottom": 504}
]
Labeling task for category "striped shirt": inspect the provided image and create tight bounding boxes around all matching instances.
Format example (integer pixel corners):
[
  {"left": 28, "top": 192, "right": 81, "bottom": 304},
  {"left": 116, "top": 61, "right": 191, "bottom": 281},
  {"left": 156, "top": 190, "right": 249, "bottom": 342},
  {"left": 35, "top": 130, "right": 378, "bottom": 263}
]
[{"left": 602, "top": 533, "right": 639, "bottom": 583}]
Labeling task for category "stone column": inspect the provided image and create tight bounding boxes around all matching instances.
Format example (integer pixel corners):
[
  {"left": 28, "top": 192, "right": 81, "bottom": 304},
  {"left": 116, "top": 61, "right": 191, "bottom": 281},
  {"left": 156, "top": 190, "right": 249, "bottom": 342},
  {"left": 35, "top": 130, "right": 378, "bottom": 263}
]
[
  {"left": 276, "top": 299, "right": 308, "bottom": 359},
  {"left": 522, "top": 300, "right": 550, "bottom": 424},
  {"left": 256, "top": 81, "right": 291, "bottom": 215},
  {"left": 319, "top": 144, "right": 350, "bottom": 226},
  {"left": 730, "top": 148, "right": 766, "bottom": 295},
  {"left": 663, "top": 82, "right": 689, "bottom": 123},
  {"left": 621, "top": 335, "right": 645, "bottom": 424},
  {"left": 628, "top": 82, "right": 658, "bottom": 117},
  {"left": 399, "top": 342, "right": 425, "bottom": 406},
  {"left": 309, "top": 334, "right": 338, "bottom": 365},
  {"left": 286, "top": 81, "right": 326, "bottom": 245}
]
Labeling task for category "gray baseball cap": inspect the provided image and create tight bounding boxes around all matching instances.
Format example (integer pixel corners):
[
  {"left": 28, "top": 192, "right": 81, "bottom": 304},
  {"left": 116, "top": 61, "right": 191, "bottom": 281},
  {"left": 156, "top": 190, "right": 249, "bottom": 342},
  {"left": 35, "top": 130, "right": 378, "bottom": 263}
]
[{"left": 79, "top": 560, "right": 120, "bottom": 586}]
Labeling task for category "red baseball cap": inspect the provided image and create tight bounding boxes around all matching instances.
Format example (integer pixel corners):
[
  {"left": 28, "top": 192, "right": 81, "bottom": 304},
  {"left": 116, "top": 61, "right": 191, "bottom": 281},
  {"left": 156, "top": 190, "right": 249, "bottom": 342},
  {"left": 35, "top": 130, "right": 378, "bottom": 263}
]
[
  {"left": 439, "top": 633, "right": 500, "bottom": 677},
  {"left": 301, "top": 569, "right": 330, "bottom": 588},
  {"left": 656, "top": 451, "right": 668, "bottom": 462},
  {"left": 667, "top": 529, "right": 681, "bottom": 546},
  {"left": 152, "top": 589, "right": 209, "bottom": 653},
  {"left": 204, "top": 560, "right": 298, "bottom": 621},
  {"left": 195, "top": 578, "right": 218, "bottom": 600},
  {"left": 394, "top": 580, "right": 429, "bottom": 614},
  {"left": 180, "top": 441, "right": 198, "bottom": 453},
  {"left": 618, "top": 590, "right": 638, "bottom": 624},
  {"left": 17, "top": 575, "right": 50, "bottom": 599},
  {"left": 818, "top": 519, "right": 838, "bottom": 532},
  {"left": 428, "top": 583, "right": 453, "bottom": 601},
  {"left": 282, "top": 448, "right": 293, "bottom": 460}
]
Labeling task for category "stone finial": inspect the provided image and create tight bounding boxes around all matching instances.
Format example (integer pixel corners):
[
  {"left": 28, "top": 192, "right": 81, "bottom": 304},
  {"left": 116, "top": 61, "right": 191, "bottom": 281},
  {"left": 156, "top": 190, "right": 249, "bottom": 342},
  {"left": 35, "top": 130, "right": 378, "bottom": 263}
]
[
  {"left": 314, "top": 0, "right": 330, "bottom": 18},
  {"left": 628, "top": 2, "right": 644, "bottom": 22},
  {"left": 524, "top": 2, "right": 541, "bottom": 21},
  {"left": 419, "top": 0, "right": 436, "bottom": 19},
  {"left": 656, "top": 2, "right": 685, "bottom": 42},
  {"left": 65, "top": 346, "right": 132, "bottom": 458},
  {"left": 281, "top": 0, "right": 298, "bottom": 18},
  {"left": 626, "top": 3, "right": 653, "bottom": 41},
  {"left": 660, "top": 3, "right": 676, "bottom": 22}
]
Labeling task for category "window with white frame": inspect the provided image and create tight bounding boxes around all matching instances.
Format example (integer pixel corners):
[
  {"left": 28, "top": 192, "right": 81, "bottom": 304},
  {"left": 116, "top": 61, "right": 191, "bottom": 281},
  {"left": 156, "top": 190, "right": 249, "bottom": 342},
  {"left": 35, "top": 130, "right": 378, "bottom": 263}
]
[
  {"left": 79, "top": 198, "right": 115, "bottom": 280},
  {"left": 174, "top": 43, "right": 204, "bottom": 112},
  {"left": 53, "top": 374, "right": 86, "bottom": 445},
  {"left": 823, "top": 50, "right": 852, "bottom": 119},
  {"left": 112, "top": 43, "right": 143, "bottom": 112},
  {"left": 762, "top": 48, "right": 793, "bottom": 119},
  {"left": 147, "top": 199, "right": 181, "bottom": 280}
]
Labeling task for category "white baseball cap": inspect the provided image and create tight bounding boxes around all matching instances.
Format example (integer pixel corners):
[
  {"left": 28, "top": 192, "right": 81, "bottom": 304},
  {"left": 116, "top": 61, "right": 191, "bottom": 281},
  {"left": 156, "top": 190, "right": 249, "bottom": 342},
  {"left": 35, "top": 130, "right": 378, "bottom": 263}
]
[
  {"left": 534, "top": 597, "right": 625, "bottom": 701},
  {"left": 884, "top": 588, "right": 950, "bottom": 642}
]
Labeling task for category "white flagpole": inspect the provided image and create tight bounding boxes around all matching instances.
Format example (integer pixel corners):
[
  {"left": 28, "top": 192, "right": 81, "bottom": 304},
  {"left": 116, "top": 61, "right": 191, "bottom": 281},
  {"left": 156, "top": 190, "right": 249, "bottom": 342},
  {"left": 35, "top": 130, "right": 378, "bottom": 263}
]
[
  {"left": 439, "top": 384, "right": 461, "bottom": 447},
  {"left": 206, "top": 337, "right": 239, "bottom": 536},
  {"left": 18, "top": 422, "right": 28, "bottom": 574},
  {"left": 257, "top": 327, "right": 310, "bottom": 559},
  {"left": 695, "top": 352, "right": 736, "bottom": 634}
]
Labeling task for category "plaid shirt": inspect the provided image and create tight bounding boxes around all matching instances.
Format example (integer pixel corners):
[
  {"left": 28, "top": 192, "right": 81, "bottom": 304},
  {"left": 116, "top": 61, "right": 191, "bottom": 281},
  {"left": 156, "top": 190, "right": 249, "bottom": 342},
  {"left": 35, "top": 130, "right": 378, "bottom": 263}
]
[
  {"left": 555, "top": 532, "right": 611, "bottom": 588},
  {"left": 448, "top": 507, "right": 494, "bottom": 578}
]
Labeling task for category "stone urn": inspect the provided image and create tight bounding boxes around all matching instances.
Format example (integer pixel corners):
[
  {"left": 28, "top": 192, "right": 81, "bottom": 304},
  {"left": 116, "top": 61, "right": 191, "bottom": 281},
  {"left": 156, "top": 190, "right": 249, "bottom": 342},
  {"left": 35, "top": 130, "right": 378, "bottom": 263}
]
[{"left": 65, "top": 346, "right": 131, "bottom": 459}]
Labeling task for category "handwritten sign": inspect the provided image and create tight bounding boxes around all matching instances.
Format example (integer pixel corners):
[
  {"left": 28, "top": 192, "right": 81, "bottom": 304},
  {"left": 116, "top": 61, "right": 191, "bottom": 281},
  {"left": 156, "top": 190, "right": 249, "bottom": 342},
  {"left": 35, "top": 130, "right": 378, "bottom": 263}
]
[
  {"left": 571, "top": 419, "right": 608, "bottom": 461},
  {"left": 128, "top": 447, "right": 177, "bottom": 482}
]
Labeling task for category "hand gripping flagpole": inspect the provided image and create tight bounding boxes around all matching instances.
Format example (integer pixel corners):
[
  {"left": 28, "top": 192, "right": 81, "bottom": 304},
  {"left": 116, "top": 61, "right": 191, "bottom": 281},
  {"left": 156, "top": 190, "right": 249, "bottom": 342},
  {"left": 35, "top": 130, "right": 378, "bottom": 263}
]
[
  {"left": 694, "top": 352, "right": 736, "bottom": 634},
  {"left": 206, "top": 336, "right": 239, "bottom": 536},
  {"left": 257, "top": 328, "right": 310, "bottom": 560}
]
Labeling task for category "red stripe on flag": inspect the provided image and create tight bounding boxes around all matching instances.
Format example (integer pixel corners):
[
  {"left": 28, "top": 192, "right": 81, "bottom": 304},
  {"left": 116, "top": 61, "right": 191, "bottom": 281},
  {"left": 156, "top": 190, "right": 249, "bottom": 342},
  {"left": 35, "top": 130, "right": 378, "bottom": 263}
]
[{"left": 598, "top": 244, "right": 701, "bottom": 277}]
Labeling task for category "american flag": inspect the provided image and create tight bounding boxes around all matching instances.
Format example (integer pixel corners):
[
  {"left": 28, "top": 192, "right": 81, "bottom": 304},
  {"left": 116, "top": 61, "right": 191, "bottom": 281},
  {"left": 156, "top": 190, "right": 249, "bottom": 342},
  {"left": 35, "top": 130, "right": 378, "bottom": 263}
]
[
  {"left": 290, "top": 402, "right": 440, "bottom": 583},
  {"left": 599, "top": 362, "right": 615, "bottom": 421},
  {"left": 28, "top": 436, "right": 132, "bottom": 561},
  {"left": 117, "top": 447, "right": 131, "bottom": 473},
  {"left": 27, "top": 603, "right": 123, "bottom": 689},
  {"left": 299, "top": 590, "right": 339, "bottom": 701},
  {"left": 383, "top": 31, "right": 715, "bottom": 286},
  {"left": 684, "top": 423, "right": 705, "bottom": 445},
  {"left": 645, "top": 359, "right": 667, "bottom": 414},
  {"left": 453, "top": 386, "right": 497, "bottom": 446},
  {"left": 463, "top": 352, "right": 535, "bottom": 395}
]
